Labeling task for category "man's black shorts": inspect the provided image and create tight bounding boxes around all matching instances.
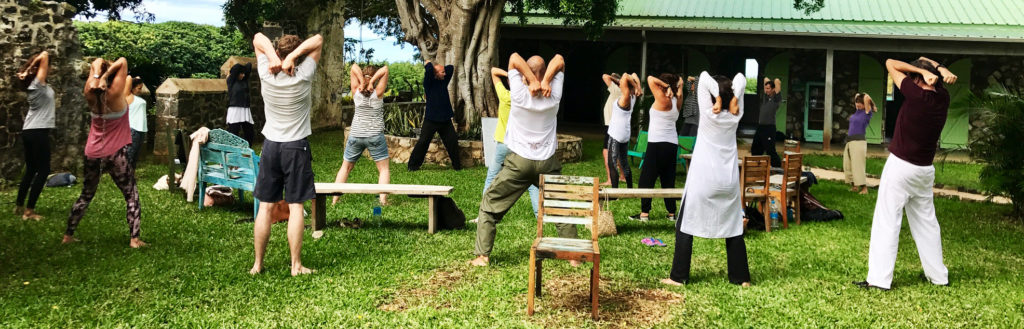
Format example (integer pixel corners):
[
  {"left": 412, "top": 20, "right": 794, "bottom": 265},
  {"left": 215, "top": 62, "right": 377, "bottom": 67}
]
[{"left": 254, "top": 138, "right": 316, "bottom": 204}]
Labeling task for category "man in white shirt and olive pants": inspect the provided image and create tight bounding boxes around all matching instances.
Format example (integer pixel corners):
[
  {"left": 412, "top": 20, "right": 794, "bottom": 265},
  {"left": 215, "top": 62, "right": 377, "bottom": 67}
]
[{"left": 471, "top": 53, "right": 576, "bottom": 267}]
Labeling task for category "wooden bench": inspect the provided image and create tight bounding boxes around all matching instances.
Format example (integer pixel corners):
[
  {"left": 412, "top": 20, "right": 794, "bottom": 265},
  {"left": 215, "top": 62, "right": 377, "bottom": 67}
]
[
  {"left": 311, "top": 183, "right": 454, "bottom": 234},
  {"left": 598, "top": 188, "right": 686, "bottom": 199}
]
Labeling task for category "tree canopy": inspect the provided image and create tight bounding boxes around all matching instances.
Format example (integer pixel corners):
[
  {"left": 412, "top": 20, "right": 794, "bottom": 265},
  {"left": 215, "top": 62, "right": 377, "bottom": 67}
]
[
  {"left": 65, "top": 0, "right": 152, "bottom": 21},
  {"left": 75, "top": 21, "right": 252, "bottom": 92}
]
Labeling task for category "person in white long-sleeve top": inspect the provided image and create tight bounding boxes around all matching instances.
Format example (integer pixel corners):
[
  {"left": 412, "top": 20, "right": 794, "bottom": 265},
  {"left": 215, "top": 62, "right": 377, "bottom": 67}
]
[{"left": 662, "top": 71, "right": 751, "bottom": 287}]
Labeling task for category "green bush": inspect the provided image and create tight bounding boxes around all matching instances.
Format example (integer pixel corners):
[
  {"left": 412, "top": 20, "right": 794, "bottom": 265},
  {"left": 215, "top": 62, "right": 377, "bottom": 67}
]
[
  {"left": 969, "top": 84, "right": 1024, "bottom": 219},
  {"left": 75, "top": 21, "right": 252, "bottom": 92}
]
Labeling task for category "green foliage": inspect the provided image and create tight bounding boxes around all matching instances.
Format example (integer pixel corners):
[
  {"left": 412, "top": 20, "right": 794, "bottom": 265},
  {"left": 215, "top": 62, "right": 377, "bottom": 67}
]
[
  {"left": 969, "top": 85, "right": 1024, "bottom": 218},
  {"left": 793, "top": 0, "right": 826, "bottom": 14},
  {"left": 75, "top": 21, "right": 252, "bottom": 91}
]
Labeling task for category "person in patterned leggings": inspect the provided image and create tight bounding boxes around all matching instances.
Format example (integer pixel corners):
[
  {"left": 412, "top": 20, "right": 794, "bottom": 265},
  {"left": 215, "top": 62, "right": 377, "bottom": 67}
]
[{"left": 63, "top": 57, "right": 145, "bottom": 248}]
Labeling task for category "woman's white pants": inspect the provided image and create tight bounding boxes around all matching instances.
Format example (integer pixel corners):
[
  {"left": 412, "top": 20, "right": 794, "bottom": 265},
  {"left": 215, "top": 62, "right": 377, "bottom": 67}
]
[{"left": 866, "top": 154, "right": 949, "bottom": 289}]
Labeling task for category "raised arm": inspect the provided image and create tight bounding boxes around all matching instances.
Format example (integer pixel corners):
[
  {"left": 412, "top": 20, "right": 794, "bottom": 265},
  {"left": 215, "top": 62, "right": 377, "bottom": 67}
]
[
  {"left": 282, "top": 34, "right": 323, "bottom": 76},
  {"left": 697, "top": 71, "right": 719, "bottom": 115},
  {"left": 350, "top": 63, "right": 364, "bottom": 93},
  {"left": 30, "top": 51, "right": 49, "bottom": 84},
  {"left": 371, "top": 65, "right": 389, "bottom": 98},
  {"left": 730, "top": 73, "right": 746, "bottom": 116},
  {"left": 508, "top": 53, "right": 540, "bottom": 95},
  {"left": 617, "top": 73, "right": 635, "bottom": 109},
  {"left": 773, "top": 78, "right": 782, "bottom": 95},
  {"left": 539, "top": 54, "right": 564, "bottom": 97},
  {"left": 918, "top": 56, "right": 957, "bottom": 85},
  {"left": 647, "top": 75, "right": 671, "bottom": 107},
  {"left": 253, "top": 33, "right": 281, "bottom": 75},
  {"left": 101, "top": 57, "right": 128, "bottom": 98},
  {"left": 491, "top": 67, "right": 507, "bottom": 91},
  {"left": 886, "top": 58, "right": 937, "bottom": 89},
  {"left": 863, "top": 93, "right": 877, "bottom": 113},
  {"left": 602, "top": 73, "right": 619, "bottom": 88},
  {"left": 122, "top": 75, "right": 135, "bottom": 104}
]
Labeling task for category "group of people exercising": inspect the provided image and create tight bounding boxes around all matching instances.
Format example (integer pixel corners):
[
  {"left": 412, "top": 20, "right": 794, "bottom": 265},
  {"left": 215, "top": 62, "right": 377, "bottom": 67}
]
[{"left": 13, "top": 31, "right": 955, "bottom": 288}]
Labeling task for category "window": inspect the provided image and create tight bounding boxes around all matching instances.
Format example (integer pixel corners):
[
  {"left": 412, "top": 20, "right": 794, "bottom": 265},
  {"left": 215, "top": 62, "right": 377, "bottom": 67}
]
[{"left": 745, "top": 58, "right": 759, "bottom": 94}]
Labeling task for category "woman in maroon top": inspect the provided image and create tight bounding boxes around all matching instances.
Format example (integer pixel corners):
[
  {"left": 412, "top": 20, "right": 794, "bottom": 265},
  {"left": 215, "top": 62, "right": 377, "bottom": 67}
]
[
  {"left": 63, "top": 57, "right": 146, "bottom": 248},
  {"left": 855, "top": 56, "right": 956, "bottom": 290}
]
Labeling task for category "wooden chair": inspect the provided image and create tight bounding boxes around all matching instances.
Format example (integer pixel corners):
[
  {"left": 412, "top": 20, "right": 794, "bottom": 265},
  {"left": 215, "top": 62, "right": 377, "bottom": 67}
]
[
  {"left": 784, "top": 139, "right": 801, "bottom": 154},
  {"left": 771, "top": 153, "right": 803, "bottom": 228},
  {"left": 740, "top": 156, "right": 771, "bottom": 231},
  {"left": 677, "top": 136, "right": 697, "bottom": 172},
  {"left": 529, "top": 175, "right": 601, "bottom": 319},
  {"left": 197, "top": 129, "right": 260, "bottom": 218}
]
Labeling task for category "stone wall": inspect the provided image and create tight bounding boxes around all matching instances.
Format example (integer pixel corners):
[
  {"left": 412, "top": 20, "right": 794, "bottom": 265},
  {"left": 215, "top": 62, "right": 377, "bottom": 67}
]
[
  {"left": 153, "top": 79, "right": 230, "bottom": 159},
  {"left": 0, "top": 0, "right": 86, "bottom": 185}
]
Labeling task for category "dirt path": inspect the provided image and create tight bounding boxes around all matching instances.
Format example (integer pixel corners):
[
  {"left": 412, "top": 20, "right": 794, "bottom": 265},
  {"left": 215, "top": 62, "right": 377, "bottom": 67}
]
[{"left": 807, "top": 167, "right": 1010, "bottom": 204}]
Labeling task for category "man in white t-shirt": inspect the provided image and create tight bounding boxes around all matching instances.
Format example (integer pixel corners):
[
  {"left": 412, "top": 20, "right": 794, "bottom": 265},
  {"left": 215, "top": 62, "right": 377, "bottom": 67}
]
[
  {"left": 471, "top": 53, "right": 574, "bottom": 267},
  {"left": 249, "top": 32, "right": 322, "bottom": 277}
]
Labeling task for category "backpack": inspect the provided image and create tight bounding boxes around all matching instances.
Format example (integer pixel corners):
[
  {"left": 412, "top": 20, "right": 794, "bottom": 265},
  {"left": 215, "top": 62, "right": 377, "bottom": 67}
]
[
  {"left": 433, "top": 196, "right": 465, "bottom": 230},
  {"left": 45, "top": 173, "right": 77, "bottom": 187}
]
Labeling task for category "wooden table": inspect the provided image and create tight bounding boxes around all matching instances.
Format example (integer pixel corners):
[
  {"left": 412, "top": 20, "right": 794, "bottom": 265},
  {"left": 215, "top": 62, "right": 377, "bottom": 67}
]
[{"left": 311, "top": 183, "right": 454, "bottom": 234}]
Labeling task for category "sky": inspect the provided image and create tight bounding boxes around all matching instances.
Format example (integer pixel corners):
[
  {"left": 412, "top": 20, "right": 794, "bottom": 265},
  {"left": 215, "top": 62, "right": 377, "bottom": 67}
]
[{"left": 76, "top": 0, "right": 418, "bottom": 62}]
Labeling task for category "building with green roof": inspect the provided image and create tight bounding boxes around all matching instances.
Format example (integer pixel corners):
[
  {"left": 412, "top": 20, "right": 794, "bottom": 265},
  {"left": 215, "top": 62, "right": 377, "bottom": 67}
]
[{"left": 499, "top": 0, "right": 1024, "bottom": 149}]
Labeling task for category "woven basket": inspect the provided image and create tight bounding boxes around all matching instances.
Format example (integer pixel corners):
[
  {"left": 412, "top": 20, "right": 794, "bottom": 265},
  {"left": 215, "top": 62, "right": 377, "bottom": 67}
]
[{"left": 586, "top": 210, "right": 617, "bottom": 237}]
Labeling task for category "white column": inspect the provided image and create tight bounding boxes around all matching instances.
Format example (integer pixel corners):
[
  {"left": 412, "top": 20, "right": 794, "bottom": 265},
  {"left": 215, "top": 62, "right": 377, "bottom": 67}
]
[{"left": 823, "top": 48, "right": 834, "bottom": 151}]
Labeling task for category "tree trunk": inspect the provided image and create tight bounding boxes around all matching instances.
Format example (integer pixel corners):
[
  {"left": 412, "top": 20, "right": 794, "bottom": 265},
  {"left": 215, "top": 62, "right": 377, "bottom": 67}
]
[
  {"left": 304, "top": 0, "right": 347, "bottom": 131},
  {"left": 395, "top": 0, "right": 505, "bottom": 133}
]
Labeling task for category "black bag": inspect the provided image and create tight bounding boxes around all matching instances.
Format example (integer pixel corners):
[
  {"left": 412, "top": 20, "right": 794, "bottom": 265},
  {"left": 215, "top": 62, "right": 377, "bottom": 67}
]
[
  {"left": 745, "top": 206, "right": 766, "bottom": 231},
  {"left": 434, "top": 196, "right": 466, "bottom": 230}
]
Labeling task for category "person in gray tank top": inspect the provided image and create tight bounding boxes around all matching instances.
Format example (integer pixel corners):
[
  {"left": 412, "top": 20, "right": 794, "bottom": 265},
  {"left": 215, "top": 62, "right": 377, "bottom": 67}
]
[
  {"left": 14, "top": 51, "right": 54, "bottom": 220},
  {"left": 332, "top": 63, "right": 391, "bottom": 206},
  {"left": 751, "top": 77, "right": 783, "bottom": 167}
]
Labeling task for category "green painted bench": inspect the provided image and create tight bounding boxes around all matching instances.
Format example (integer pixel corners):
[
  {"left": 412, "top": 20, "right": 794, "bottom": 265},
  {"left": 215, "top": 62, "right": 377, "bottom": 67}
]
[{"left": 197, "top": 129, "right": 260, "bottom": 218}]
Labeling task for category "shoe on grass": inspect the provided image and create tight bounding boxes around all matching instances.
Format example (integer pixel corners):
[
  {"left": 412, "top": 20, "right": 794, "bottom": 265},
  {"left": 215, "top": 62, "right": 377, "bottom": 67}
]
[
  {"left": 852, "top": 280, "right": 890, "bottom": 291},
  {"left": 628, "top": 213, "right": 649, "bottom": 222}
]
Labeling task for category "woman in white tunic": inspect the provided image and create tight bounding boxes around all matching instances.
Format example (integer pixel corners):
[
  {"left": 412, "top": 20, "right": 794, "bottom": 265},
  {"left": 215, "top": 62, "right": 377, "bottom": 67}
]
[{"left": 662, "top": 71, "right": 751, "bottom": 286}]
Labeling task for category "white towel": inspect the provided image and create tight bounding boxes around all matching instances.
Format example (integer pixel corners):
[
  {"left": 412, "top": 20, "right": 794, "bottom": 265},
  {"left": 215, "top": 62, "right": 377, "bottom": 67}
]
[{"left": 180, "top": 127, "right": 210, "bottom": 202}]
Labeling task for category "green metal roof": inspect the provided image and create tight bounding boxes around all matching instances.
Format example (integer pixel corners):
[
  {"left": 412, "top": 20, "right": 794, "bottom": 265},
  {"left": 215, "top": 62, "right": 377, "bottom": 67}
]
[{"left": 504, "top": 0, "right": 1024, "bottom": 42}]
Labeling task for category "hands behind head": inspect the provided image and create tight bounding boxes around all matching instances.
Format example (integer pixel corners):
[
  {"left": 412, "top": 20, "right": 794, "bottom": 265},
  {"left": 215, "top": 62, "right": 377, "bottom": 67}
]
[
  {"left": 712, "top": 96, "right": 723, "bottom": 114},
  {"left": 922, "top": 71, "right": 939, "bottom": 86},
  {"left": 941, "top": 70, "right": 958, "bottom": 85},
  {"left": 529, "top": 80, "right": 542, "bottom": 96},
  {"left": 17, "top": 72, "right": 28, "bottom": 80},
  {"left": 281, "top": 58, "right": 295, "bottom": 76},
  {"left": 267, "top": 56, "right": 283, "bottom": 75},
  {"left": 540, "top": 81, "right": 552, "bottom": 97}
]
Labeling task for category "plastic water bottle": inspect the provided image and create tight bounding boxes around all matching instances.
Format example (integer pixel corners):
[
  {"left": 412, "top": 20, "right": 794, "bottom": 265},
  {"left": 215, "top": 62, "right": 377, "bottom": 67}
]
[
  {"left": 770, "top": 199, "right": 781, "bottom": 230},
  {"left": 372, "top": 206, "right": 382, "bottom": 226}
]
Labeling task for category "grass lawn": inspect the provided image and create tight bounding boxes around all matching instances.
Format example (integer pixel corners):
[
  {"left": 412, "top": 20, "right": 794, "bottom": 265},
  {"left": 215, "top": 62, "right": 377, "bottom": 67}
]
[
  {"left": 802, "top": 154, "right": 984, "bottom": 191},
  {"left": 2, "top": 129, "right": 1022, "bottom": 328}
]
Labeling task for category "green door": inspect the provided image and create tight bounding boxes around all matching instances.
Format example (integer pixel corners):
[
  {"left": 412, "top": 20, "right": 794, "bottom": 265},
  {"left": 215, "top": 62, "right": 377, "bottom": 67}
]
[
  {"left": 764, "top": 52, "right": 791, "bottom": 132},
  {"left": 939, "top": 58, "right": 972, "bottom": 149},
  {"left": 858, "top": 55, "right": 885, "bottom": 144}
]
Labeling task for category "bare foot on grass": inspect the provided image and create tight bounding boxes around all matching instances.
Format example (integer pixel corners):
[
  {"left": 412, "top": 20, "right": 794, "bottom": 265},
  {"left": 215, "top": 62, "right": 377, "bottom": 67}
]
[
  {"left": 660, "top": 278, "right": 683, "bottom": 286},
  {"left": 600, "top": 181, "right": 611, "bottom": 186},
  {"left": 61, "top": 235, "right": 80, "bottom": 244},
  {"left": 331, "top": 195, "right": 340, "bottom": 205},
  {"left": 569, "top": 260, "right": 581, "bottom": 267},
  {"left": 249, "top": 264, "right": 262, "bottom": 275},
  {"left": 740, "top": 282, "right": 752, "bottom": 287},
  {"left": 22, "top": 209, "right": 43, "bottom": 221},
  {"left": 291, "top": 265, "right": 314, "bottom": 276},
  {"left": 470, "top": 255, "right": 489, "bottom": 267},
  {"left": 859, "top": 187, "right": 869, "bottom": 195},
  {"left": 129, "top": 238, "right": 148, "bottom": 248}
]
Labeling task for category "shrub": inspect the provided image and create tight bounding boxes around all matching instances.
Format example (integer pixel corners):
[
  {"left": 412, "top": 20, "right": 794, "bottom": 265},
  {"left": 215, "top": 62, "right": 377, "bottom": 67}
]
[
  {"left": 75, "top": 21, "right": 252, "bottom": 92},
  {"left": 969, "top": 84, "right": 1024, "bottom": 219}
]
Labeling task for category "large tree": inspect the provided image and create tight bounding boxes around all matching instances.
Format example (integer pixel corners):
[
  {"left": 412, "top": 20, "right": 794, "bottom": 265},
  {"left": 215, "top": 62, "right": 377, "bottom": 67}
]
[
  {"left": 394, "top": 0, "right": 617, "bottom": 130},
  {"left": 64, "top": 0, "right": 152, "bottom": 21}
]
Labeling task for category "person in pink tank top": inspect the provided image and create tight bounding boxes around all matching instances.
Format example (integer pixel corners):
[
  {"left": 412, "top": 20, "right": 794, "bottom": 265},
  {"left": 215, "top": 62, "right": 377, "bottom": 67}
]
[{"left": 63, "top": 57, "right": 146, "bottom": 249}]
